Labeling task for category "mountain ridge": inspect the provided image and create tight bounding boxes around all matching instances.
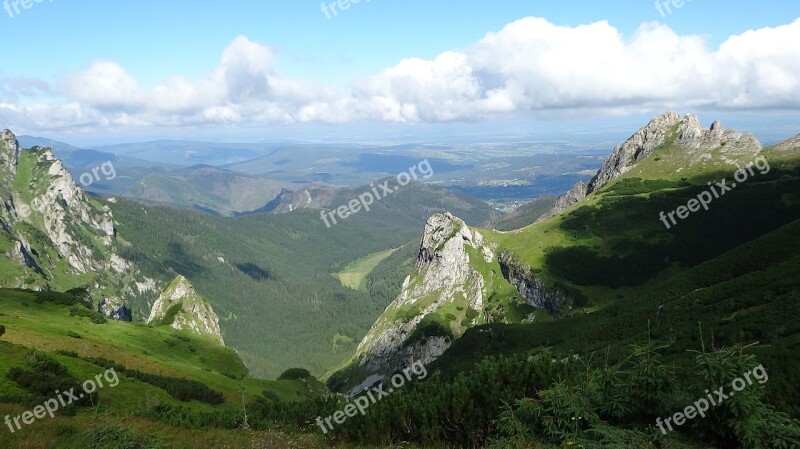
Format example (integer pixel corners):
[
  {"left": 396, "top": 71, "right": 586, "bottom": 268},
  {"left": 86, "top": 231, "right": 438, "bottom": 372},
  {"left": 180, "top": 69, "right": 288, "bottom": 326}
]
[{"left": 335, "top": 112, "right": 800, "bottom": 391}]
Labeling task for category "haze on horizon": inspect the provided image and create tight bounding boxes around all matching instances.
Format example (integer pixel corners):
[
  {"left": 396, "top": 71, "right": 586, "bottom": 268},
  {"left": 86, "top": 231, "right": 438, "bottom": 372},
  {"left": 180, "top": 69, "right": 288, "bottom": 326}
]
[{"left": 0, "top": 0, "right": 798, "bottom": 146}]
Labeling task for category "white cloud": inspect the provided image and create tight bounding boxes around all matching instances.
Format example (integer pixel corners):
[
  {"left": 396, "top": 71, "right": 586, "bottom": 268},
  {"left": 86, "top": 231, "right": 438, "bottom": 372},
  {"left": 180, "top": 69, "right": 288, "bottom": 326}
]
[{"left": 3, "top": 17, "right": 800, "bottom": 133}]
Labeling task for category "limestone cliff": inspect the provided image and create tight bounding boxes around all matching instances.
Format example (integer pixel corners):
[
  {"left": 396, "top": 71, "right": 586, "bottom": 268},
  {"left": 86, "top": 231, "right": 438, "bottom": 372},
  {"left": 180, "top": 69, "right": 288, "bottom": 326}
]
[
  {"left": 0, "top": 129, "right": 159, "bottom": 316},
  {"left": 538, "top": 112, "right": 762, "bottom": 220},
  {"left": 354, "top": 213, "right": 494, "bottom": 375},
  {"left": 147, "top": 275, "right": 225, "bottom": 345},
  {"left": 497, "top": 252, "right": 570, "bottom": 317}
]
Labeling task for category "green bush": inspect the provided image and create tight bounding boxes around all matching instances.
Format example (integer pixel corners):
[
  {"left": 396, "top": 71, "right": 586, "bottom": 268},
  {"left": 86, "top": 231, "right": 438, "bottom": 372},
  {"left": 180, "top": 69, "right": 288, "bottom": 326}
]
[
  {"left": 67, "top": 330, "right": 81, "bottom": 339},
  {"left": 277, "top": 368, "right": 311, "bottom": 381},
  {"left": 6, "top": 352, "right": 95, "bottom": 409},
  {"left": 158, "top": 302, "right": 183, "bottom": 326},
  {"left": 69, "top": 425, "right": 166, "bottom": 449},
  {"left": 68, "top": 306, "right": 108, "bottom": 324},
  {"left": 0, "top": 324, "right": 5, "bottom": 338}
]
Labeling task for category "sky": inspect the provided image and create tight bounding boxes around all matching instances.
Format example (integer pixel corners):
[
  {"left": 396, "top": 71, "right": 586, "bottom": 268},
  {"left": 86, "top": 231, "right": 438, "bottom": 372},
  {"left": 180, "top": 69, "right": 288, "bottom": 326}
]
[{"left": 0, "top": 0, "right": 799, "bottom": 145}]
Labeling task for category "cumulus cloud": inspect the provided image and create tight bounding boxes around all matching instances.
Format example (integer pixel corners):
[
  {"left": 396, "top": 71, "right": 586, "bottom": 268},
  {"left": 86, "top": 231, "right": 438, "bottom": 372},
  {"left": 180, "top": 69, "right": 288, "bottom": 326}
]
[{"left": 3, "top": 17, "right": 800, "bottom": 133}]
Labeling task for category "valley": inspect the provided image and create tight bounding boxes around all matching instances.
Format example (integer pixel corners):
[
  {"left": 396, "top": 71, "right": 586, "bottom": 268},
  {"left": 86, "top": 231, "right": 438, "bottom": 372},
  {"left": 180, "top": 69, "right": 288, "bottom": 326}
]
[
  {"left": 2, "top": 3, "right": 800, "bottom": 447},
  {"left": 3, "top": 112, "right": 799, "bottom": 448}
]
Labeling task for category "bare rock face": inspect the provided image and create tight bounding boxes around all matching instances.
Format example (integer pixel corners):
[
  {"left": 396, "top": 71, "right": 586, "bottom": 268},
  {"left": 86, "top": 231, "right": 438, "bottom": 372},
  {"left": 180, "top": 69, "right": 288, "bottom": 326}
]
[
  {"left": 771, "top": 134, "right": 800, "bottom": 153},
  {"left": 587, "top": 112, "right": 684, "bottom": 192},
  {"left": 147, "top": 275, "right": 225, "bottom": 345},
  {"left": 354, "top": 213, "right": 494, "bottom": 376},
  {"left": 0, "top": 130, "right": 19, "bottom": 184},
  {"left": 539, "top": 112, "right": 763, "bottom": 220},
  {"left": 98, "top": 297, "right": 132, "bottom": 322},
  {"left": 535, "top": 181, "right": 587, "bottom": 223},
  {"left": 497, "top": 252, "right": 570, "bottom": 316},
  {"left": 0, "top": 130, "right": 159, "bottom": 319}
]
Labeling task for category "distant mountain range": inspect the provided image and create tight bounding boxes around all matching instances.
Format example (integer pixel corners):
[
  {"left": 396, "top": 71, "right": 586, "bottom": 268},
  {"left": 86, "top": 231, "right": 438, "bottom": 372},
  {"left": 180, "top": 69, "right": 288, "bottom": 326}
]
[{"left": 19, "top": 136, "right": 606, "bottom": 215}]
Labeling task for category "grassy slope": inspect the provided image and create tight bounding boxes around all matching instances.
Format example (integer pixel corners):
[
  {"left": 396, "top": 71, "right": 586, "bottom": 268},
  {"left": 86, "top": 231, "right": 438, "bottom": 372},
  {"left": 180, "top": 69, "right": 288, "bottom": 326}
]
[
  {"left": 429, "top": 137, "right": 800, "bottom": 416},
  {"left": 0, "top": 288, "right": 328, "bottom": 448},
  {"left": 335, "top": 247, "right": 399, "bottom": 291}
]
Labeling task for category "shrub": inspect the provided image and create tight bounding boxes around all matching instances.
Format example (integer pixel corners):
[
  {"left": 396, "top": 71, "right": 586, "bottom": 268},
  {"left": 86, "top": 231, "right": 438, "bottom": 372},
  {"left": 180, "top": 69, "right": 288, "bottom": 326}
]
[
  {"left": 158, "top": 302, "right": 183, "bottom": 326},
  {"left": 69, "top": 425, "right": 166, "bottom": 449},
  {"left": 69, "top": 306, "right": 108, "bottom": 324},
  {"left": 124, "top": 369, "right": 225, "bottom": 405},
  {"left": 277, "top": 368, "right": 311, "bottom": 381},
  {"left": 7, "top": 352, "right": 95, "bottom": 408},
  {"left": 0, "top": 324, "right": 5, "bottom": 339},
  {"left": 67, "top": 330, "right": 82, "bottom": 339}
]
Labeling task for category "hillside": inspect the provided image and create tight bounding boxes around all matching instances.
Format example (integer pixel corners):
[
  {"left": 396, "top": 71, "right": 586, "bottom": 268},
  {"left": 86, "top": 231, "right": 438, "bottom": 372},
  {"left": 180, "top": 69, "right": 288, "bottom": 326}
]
[
  {"left": 0, "top": 288, "right": 329, "bottom": 448},
  {"left": 334, "top": 114, "right": 800, "bottom": 396},
  {"left": 0, "top": 130, "right": 160, "bottom": 312},
  {"left": 315, "top": 114, "right": 800, "bottom": 448},
  {"left": 109, "top": 178, "right": 498, "bottom": 379}
]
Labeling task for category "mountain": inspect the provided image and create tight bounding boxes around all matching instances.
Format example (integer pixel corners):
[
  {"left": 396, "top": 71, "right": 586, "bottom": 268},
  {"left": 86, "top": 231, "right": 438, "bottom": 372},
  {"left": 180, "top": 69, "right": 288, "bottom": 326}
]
[
  {"left": 88, "top": 140, "right": 278, "bottom": 167},
  {"left": 18, "top": 136, "right": 293, "bottom": 217},
  {"left": 147, "top": 275, "right": 225, "bottom": 345},
  {"left": 126, "top": 165, "right": 290, "bottom": 216},
  {"left": 108, "top": 177, "right": 500, "bottom": 379},
  {"left": 333, "top": 113, "right": 800, "bottom": 393},
  {"left": 348, "top": 213, "right": 495, "bottom": 384},
  {"left": 3, "top": 116, "right": 800, "bottom": 449},
  {"left": 538, "top": 112, "right": 762, "bottom": 221},
  {"left": 0, "top": 130, "right": 159, "bottom": 311}
]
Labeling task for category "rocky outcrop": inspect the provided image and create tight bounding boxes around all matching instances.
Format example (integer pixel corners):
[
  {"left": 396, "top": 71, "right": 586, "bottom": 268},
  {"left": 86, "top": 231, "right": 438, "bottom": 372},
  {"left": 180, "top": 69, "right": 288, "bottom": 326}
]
[
  {"left": 535, "top": 181, "right": 587, "bottom": 223},
  {"left": 586, "top": 112, "right": 684, "bottom": 192},
  {"left": 538, "top": 113, "right": 763, "bottom": 221},
  {"left": 98, "top": 297, "right": 132, "bottom": 322},
  {"left": 147, "top": 275, "right": 225, "bottom": 345},
  {"left": 354, "top": 213, "right": 494, "bottom": 375},
  {"left": 498, "top": 252, "right": 570, "bottom": 316},
  {"left": 0, "top": 130, "right": 19, "bottom": 185},
  {"left": 0, "top": 130, "right": 159, "bottom": 319},
  {"left": 771, "top": 134, "right": 800, "bottom": 153}
]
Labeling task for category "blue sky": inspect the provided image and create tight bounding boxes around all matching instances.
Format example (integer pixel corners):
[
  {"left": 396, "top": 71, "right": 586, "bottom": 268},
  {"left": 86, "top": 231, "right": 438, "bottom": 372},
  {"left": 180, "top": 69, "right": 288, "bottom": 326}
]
[{"left": 1, "top": 0, "right": 799, "bottom": 144}]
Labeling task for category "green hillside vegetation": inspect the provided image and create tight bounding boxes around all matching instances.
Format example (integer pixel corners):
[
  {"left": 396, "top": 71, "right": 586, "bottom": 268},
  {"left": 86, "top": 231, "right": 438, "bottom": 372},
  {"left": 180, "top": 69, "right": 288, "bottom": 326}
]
[
  {"left": 110, "top": 182, "right": 495, "bottom": 379},
  {"left": 0, "top": 288, "right": 333, "bottom": 448},
  {"left": 327, "top": 343, "right": 800, "bottom": 448},
  {"left": 321, "top": 131, "right": 800, "bottom": 447}
]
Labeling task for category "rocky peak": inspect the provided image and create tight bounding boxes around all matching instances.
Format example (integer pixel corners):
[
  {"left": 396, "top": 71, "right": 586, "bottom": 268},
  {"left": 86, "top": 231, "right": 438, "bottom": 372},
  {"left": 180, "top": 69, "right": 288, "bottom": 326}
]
[
  {"left": 1, "top": 130, "right": 19, "bottom": 184},
  {"left": 147, "top": 275, "right": 225, "bottom": 345},
  {"left": 586, "top": 111, "right": 683, "bottom": 192},
  {"left": 539, "top": 112, "right": 762, "bottom": 221},
  {"left": 352, "top": 213, "right": 494, "bottom": 377},
  {"left": 416, "top": 212, "right": 494, "bottom": 281}
]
